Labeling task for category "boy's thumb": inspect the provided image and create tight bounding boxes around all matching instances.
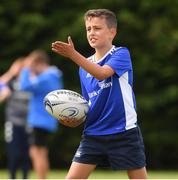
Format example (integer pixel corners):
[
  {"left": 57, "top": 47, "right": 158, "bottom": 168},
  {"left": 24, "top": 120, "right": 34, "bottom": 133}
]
[{"left": 68, "top": 36, "right": 74, "bottom": 47}]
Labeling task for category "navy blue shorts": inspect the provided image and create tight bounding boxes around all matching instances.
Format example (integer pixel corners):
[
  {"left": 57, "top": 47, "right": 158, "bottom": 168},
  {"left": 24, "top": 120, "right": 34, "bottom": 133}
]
[{"left": 73, "top": 127, "right": 146, "bottom": 170}]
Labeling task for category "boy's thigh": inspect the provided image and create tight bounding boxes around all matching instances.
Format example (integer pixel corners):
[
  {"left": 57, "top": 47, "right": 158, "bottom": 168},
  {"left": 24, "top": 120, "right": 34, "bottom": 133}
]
[
  {"left": 66, "top": 162, "right": 96, "bottom": 179},
  {"left": 107, "top": 127, "right": 146, "bottom": 170},
  {"left": 127, "top": 167, "right": 147, "bottom": 179}
]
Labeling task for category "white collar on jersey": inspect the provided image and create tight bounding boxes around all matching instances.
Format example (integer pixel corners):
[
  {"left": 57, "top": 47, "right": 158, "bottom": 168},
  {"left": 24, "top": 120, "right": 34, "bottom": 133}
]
[{"left": 91, "top": 45, "right": 116, "bottom": 63}]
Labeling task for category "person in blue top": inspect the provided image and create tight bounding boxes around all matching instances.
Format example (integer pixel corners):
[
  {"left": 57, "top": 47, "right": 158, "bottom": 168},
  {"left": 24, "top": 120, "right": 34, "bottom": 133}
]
[
  {"left": 52, "top": 9, "right": 147, "bottom": 179},
  {"left": 19, "top": 50, "right": 63, "bottom": 179}
]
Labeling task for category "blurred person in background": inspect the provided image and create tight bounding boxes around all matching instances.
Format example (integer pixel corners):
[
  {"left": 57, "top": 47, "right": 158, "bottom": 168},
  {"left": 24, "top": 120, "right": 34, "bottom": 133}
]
[
  {"left": 19, "top": 50, "right": 63, "bottom": 179},
  {"left": 0, "top": 58, "right": 31, "bottom": 179}
]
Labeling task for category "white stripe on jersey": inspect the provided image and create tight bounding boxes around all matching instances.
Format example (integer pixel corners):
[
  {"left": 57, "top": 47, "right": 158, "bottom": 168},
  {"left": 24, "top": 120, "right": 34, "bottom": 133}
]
[{"left": 119, "top": 72, "right": 137, "bottom": 130}]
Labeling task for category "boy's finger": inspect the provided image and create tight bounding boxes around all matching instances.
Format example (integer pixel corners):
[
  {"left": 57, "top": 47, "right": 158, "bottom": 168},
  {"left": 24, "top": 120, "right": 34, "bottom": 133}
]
[{"left": 68, "top": 36, "right": 74, "bottom": 47}]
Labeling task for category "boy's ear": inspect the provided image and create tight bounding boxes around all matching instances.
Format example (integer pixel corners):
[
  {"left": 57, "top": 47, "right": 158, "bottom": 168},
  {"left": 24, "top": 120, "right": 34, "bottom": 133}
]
[
  {"left": 112, "top": 28, "right": 117, "bottom": 35},
  {"left": 110, "top": 28, "right": 117, "bottom": 38}
]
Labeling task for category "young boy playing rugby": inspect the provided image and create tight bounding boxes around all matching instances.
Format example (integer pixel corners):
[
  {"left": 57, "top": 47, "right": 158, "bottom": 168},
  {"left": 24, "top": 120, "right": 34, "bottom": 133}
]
[{"left": 52, "top": 9, "right": 147, "bottom": 179}]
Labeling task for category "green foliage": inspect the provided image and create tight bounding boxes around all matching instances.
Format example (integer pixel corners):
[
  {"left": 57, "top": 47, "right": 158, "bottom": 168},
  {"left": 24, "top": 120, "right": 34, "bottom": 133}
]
[{"left": 0, "top": 0, "right": 178, "bottom": 169}]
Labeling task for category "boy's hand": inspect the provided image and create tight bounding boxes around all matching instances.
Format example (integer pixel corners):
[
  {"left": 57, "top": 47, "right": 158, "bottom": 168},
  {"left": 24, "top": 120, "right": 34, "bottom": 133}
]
[{"left": 52, "top": 36, "right": 75, "bottom": 58}]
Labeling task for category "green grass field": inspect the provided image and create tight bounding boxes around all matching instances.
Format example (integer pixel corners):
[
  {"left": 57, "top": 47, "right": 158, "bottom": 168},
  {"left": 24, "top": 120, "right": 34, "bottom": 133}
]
[{"left": 1, "top": 169, "right": 178, "bottom": 179}]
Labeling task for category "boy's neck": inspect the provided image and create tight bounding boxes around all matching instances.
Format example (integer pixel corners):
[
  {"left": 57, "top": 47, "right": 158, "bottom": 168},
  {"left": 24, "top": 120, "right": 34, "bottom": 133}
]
[{"left": 95, "top": 44, "right": 113, "bottom": 61}]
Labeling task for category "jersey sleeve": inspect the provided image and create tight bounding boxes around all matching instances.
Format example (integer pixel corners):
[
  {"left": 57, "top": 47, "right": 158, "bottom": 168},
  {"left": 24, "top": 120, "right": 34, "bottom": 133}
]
[
  {"left": 19, "top": 68, "right": 53, "bottom": 93},
  {"left": 105, "top": 47, "right": 132, "bottom": 77}
]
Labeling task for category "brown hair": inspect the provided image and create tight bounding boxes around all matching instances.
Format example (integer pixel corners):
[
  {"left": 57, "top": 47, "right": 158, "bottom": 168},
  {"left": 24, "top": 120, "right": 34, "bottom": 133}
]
[
  {"left": 29, "top": 50, "right": 50, "bottom": 64},
  {"left": 84, "top": 9, "right": 117, "bottom": 29}
]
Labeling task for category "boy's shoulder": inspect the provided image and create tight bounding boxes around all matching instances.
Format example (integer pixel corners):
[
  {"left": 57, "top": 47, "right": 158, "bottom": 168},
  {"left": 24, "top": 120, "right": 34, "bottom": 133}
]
[
  {"left": 86, "top": 46, "right": 130, "bottom": 59},
  {"left": 112, "top": 46, "right": 131, "bottom": 57},
  {"left": 113, "top": 46, "right": 129, "bottom": 53},
  {"left": 84, "top": 46, "right": 131, "bottom": 64}
]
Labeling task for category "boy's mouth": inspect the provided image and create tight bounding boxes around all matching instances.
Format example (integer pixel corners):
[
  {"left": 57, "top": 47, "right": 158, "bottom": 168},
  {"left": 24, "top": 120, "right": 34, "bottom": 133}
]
[{"left": 90, "top": 38, "right": 97, "bottom": 43}]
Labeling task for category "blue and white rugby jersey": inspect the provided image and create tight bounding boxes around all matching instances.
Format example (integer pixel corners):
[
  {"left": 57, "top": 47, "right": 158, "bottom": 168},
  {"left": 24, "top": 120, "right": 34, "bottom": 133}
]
[{"left": 79, "top": 46, "right": 137, "bottom": 136}]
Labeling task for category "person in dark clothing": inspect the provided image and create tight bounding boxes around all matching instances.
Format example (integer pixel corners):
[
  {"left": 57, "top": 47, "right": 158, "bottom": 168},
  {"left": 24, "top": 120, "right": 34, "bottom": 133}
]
[{"left": 0, "top": 58, "right": 31, "bottom": 179}]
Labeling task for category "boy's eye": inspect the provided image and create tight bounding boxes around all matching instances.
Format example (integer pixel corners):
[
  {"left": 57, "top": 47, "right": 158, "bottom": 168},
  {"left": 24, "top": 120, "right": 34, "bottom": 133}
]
[
  {"left": 93, "top": 26, "right": 102, "bottom": 31},
  {"left": 86, "top": 27, "right": 101, "bottom": 32},
  {"left": 86, "top": 28, "right": 91, "bottom": 31}
]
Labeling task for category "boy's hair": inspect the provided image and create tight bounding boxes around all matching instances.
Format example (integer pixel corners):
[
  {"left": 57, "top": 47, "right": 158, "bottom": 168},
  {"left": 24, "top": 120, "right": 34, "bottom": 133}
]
[
  {"left": 29, "top": 50, "right": 50, "bottom": 64},
  {"left": 84, "top": 9, "right": 117, "bottom": 29}
]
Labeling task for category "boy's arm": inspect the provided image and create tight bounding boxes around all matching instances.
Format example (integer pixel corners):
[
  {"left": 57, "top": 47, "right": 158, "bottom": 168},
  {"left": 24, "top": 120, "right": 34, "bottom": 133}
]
[
  {"left": 19, "top": 68, "right": 55, "bottom": 93},
  {"left": 52, "top": 36, "right": 114, "bottom": 80},
  {"left": 19, "top": 68, "right": 42, "bottom": 92},
  {"left": 0, "top": 58, "right": 23, "bottom": 84},
  {"left": 0, "top": 59, "right": 22, "bottom": 102}
]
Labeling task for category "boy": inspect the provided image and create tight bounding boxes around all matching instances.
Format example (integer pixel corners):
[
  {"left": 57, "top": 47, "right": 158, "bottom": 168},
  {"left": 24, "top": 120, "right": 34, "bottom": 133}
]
[
  {"left": 19, "top": 50, "right": 63, "bottom": 179},
  {"left": 52, "top": 9, "right": 147, "bottom": 179}
]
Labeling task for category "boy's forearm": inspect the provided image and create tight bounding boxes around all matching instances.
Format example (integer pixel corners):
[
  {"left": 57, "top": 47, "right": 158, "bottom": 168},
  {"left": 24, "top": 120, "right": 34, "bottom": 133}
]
[
  {"left": 0, "top": 87, "right": 11, "bottom": 102},
  {"left": 69, "top": 50, "right": 106, "bottom": 80},
  {"left": 0, "top": 70, "right": 14, "bottom": 84},
  {"left": 51, "top": 38, "right": 112, "bottom": 80}
]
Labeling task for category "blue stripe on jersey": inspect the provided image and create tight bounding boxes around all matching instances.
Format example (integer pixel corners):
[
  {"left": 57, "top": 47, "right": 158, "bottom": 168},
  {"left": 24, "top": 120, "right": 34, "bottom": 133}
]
[{"left": 79, "top": 46, "right": 137, "bottom": 135}]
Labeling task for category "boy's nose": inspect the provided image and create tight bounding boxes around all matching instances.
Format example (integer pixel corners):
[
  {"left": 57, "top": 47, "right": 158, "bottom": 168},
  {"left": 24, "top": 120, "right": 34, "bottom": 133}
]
[{"left": 89, "top": 29, "right": 95, "bottom": 35}]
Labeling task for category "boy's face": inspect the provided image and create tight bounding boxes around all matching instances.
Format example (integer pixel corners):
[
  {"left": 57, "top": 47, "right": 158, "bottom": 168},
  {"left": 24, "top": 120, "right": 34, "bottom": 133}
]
[
  {"left": 85, "top": 17, "right": 116, "bottom": 49},
  {"left": 25, "top": 55, "right": 43, "bottom": 75},
  {"left": 30, "top": 61, "right": 43, "bottom": 75}
]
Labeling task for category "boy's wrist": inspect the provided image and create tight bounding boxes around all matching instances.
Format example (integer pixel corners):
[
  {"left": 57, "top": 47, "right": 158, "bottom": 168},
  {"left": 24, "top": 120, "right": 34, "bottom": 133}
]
[
  {"left": 68, "top": 49, "right": 79, "bottom": 60},
  {"left": 5, "top": 70, "right": 17, "bottom": 80}
]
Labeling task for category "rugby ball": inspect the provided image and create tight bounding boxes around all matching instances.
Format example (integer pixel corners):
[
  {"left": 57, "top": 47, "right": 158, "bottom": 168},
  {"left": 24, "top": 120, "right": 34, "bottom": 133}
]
[{"left": 44, "top": 89, "right": 89, "bottom": 127}]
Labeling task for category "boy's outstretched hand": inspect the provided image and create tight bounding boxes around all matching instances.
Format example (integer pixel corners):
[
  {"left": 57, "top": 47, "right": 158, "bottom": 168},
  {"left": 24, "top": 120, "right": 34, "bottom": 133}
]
[{"left": 52, "top": 36, "right": 75, "bottom": 58}]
